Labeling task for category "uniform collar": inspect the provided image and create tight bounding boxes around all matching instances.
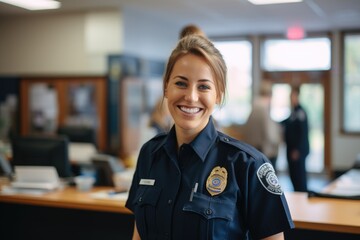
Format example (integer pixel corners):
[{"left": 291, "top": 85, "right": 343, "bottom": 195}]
[{"left": 163, "top": 116, "right": 218, "bottom": 162}]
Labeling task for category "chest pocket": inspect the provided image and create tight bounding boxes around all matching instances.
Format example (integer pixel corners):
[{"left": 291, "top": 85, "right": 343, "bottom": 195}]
[
  {"left": 182, "top": 192, "right": 236, "bottom": 240},
  {"left": 132, "top": 186, "right": 162, "bottom": 239}
]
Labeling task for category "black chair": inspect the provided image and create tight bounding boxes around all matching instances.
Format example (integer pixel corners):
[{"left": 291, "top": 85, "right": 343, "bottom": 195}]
[
  {"left": 57, "top": 125, "right": 97, "bottom": 148},
  {"left": 11, "top": 135, "right": 72, "bottom": 178}
]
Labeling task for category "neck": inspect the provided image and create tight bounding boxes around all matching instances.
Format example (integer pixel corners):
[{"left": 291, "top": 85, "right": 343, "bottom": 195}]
[{"left": 175, "top": 127, "right": 198, "bottom": 149}]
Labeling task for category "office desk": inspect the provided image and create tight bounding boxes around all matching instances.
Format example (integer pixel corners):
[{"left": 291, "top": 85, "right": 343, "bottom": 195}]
[
  {"left": 285, "top": 171, "right": 360, "bottom": 240},
  {"left": 0, "top": 186, "right": 131, "bottom": 214},
  {"left": 0, "top": 185, "right": 133, "bottom": 240},
  {"left": 1, "top": 186, "right": 359, "bottom": 239},
  {"left": 286, "top": 191, "right": 360, "bottom": 234}
]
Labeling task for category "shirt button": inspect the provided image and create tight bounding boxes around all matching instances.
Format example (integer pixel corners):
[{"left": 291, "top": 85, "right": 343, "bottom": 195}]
[
  {"left": 223, "top": 137, "right": 229, "bottom": 142},
  {"left": 138, "top": 197, "right": 143, "bottom": 202},
  {"left": 167, "top": 199, "right": 172, "bottom": 204},
  {"left": 205, "top": 208, "right": 213, "bottom": 215}
]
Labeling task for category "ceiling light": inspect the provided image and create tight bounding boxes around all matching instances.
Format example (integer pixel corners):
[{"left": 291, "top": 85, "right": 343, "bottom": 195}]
[
  {"left": 248, "top": 0, "right": 303, "bottom": 5},
  {"left": 0, "top": 0, "right": 61, "bottom": 10}
]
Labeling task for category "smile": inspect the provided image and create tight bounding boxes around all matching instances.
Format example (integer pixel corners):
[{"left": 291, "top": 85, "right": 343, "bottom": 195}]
[{"left": 179, "top": 106, "right": 201, "bottom": 114}]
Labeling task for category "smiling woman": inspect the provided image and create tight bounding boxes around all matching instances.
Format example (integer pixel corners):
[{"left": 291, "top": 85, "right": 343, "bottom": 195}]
[
  {"left": 125, "top": 35, "right": 294, "bottom": 240},
  {"left": 164, "top": 54, "right": 219, "bottom": 143}
]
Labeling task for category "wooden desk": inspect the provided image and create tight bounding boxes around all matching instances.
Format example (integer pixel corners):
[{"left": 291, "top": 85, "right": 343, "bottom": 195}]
[
  {"left": 0, "top": 185, "right": 133, "bottom": 240},
  {"left": 0, "top": 185, "right": 359, "bottom": 239},
  {"left": 286, "top": 191, "right": 360, "bottom": 234},
  {"left": 0, "top": 186, "right": 131, "bottom": 214}
]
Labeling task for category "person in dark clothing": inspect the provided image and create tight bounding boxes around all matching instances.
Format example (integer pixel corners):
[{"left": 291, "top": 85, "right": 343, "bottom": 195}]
[
  {"left": 126, "top": 35, "right": 294, "bottom": 240},
  {"left": 282, "top": 85, "right": 310, "bottom": 192}
]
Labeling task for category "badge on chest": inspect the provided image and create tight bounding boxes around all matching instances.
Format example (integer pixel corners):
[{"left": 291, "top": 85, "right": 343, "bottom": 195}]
[{"left": 206, "top": 166, "right": 228, "bottom": 196}]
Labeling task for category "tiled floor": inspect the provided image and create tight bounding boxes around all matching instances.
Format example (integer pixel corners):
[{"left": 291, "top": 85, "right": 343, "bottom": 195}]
[{"left": 277, "top": 171, "right": 331, "bottom": 192}]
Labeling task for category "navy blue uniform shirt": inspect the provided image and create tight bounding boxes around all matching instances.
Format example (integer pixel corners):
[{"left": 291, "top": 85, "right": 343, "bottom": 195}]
[
  {"left": 282, "top": 104, "right": 310, "bottom": 158},
  {"left": 126, "top": 118, "right": 294, "bottom": 240}
]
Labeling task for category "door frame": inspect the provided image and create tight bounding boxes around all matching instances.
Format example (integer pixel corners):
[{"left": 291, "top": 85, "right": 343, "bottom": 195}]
[{"left": 262, "top": 70, "right": 332, "bottom": 176}]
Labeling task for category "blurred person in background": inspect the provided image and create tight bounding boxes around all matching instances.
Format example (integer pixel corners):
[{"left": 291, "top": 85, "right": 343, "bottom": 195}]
[
  {"left": 242, "top": 80, "right": 281, "bottom": 169},
  {"left": 282, "top": 85, "right": 309, "bottom": 192},
  {"left": 149, "top": 98, "right": 173, "bottom": 134}
]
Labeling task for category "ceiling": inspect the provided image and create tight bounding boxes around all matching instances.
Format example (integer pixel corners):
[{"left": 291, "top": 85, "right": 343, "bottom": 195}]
[{"left": 0, "top": 0, "right": 359, "bottom": 36}]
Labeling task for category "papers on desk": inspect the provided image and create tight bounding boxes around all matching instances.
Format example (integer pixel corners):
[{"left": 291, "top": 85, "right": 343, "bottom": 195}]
[
  {"left": 309, "top": 169, "right": 360, "bottom": 200},
  {"left": 11, "top": 166, "right": 61, "bottom": 191},
  {"left": 0, "top": 166, "right": 64, "bottom": 196},
  {"left": 0, "top": 185, "right": 49, "bottom": 196},
  {"left": 322, "top": 169, "right": 360, "bottom": 196},
  {"left": 90, "top": 190, "right": 129, "bottom": 201},
  {"left": 69, "top": 143, "right": 97, "bottom": 163}
]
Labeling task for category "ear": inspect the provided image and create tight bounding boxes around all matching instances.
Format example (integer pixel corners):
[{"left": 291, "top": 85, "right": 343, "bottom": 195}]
[{"left": 215, "top": 94, "right": 221, "bottom": 105}]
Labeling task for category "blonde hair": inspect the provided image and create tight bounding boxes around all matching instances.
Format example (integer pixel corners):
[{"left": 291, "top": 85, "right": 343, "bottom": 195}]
[
  {"left": 179, "top": 24, "right": 206, "bottom": 39},
  {"left": 163, "top": 35, "right": 227, "bottom": 106}
]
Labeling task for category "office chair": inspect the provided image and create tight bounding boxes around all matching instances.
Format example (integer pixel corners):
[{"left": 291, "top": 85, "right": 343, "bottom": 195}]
[{"left": 56, "top": 125, "right": 97, "bottom": 148}]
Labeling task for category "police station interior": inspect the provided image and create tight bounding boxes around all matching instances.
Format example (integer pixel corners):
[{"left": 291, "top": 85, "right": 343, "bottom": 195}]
[{"left": 0, "top": 0, "right": 360, "bottom": 239}]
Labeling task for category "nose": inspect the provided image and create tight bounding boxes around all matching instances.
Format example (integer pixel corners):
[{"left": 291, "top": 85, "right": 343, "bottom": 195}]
[{"left": 184, "top": 87, "right": 199, "bottom": 102}]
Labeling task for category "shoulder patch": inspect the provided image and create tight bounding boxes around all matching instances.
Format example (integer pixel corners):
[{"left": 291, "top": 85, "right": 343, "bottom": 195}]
[
  {"left": 296, "top": 110, "right": 306, "bottom": 121},
  {"left": 257, "top": 163, "right": 282, "bottom": 195}
]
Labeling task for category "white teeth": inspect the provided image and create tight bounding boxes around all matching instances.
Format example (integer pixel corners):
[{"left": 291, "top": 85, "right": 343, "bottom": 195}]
[{"left": 180, "top": 106, "right": 200, "bottom": 114}]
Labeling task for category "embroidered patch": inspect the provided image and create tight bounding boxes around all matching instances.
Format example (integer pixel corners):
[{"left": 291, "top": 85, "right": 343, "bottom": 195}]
[
  {"left": 206, "top": 166, "right": 228, "bottom": 196},
  {"left": 257, "top": 163, "right": 282, "bottom": 195},
  {"left": 296, "top": 110, "right": 306, "bottom": 121}
]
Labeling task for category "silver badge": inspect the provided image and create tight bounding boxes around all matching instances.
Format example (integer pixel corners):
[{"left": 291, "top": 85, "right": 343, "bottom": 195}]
[{"left": 257, "top": 163, "right": 282, "bottom": 195}]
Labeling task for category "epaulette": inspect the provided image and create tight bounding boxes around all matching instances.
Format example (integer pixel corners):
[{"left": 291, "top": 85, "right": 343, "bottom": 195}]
[
  {"left": 144, "top": 132, "right": 168, "bottom": 153},
  {"left": 217, "top": 132, "right": 264, "bottom": 161},
  {"left": 151, "top": 132, "right": 168, "bottom": 141}
]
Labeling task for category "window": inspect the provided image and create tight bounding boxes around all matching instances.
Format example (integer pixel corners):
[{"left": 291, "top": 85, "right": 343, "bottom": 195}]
[
  {"left": 343, "top": 32, "right": 360, "bottom": 133},
  {"left": 213, "top": 40, "right": 252, "bottom": 126},
  {"left": 263, "top": 37, "right": 331, "bottom": 71}
]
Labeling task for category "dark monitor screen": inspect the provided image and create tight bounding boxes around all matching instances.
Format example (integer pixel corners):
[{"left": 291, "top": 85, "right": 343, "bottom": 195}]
[
  {"left": 11, "top": 135, "right": 72, "bottom": 178},
  {"left": 57, "top": 126, "right": 97, "bottom": 147}
]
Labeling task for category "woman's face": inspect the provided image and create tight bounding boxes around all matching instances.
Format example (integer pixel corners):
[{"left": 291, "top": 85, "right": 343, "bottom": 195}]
[{"left": 165, "top": 53, "right": 219, "bottom": 135}]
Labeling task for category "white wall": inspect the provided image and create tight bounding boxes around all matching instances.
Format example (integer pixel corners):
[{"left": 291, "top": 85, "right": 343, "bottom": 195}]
[
  {"left": 0, "top": 10, "right": 122, "bottom": 76},
  {"left": 122, "top": 7, "right": 179, "bottom": 60}
]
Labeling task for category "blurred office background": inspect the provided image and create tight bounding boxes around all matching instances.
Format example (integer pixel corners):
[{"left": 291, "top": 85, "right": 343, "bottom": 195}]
[{"left": 0, "top": 0, "right": 360, "bottom": 191}]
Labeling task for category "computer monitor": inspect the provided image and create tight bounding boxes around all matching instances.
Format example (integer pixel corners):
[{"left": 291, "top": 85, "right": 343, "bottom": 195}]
[
  {"left": 11, "top": 135, "right": 72, "bottom": 178},
  {"left": 57, "top": 125, "right": 97, "bottom": 148}
]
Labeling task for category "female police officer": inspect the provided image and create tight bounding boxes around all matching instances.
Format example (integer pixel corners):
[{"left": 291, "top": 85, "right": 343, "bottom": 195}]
[{"left": 125, "top": 35, "right": 294, "bottom": 240}]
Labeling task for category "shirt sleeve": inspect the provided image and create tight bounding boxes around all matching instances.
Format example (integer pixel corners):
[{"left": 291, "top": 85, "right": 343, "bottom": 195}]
[
  {"left": 125, "top": 166, "right": 139, "bottom": 213},
  {"left": 246, "top": 157, "right": 294, "bottom": 239}
]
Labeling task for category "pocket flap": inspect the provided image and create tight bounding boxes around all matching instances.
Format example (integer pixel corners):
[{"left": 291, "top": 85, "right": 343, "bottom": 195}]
[{"left": 183, "top": 193, "right": 235, "bottom": 221}]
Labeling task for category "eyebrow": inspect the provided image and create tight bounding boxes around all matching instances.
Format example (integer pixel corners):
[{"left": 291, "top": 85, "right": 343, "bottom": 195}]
[{"left": 173, "top": 76, "right": 215, "bottom": 84}]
